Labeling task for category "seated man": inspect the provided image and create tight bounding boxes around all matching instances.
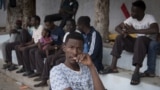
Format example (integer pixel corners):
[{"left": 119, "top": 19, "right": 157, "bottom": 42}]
[
  {"left": 141, "top": 33, "right": 160, "bottom": 77},
  {"left": 77, "top": 16, "right": 104, "bottom": 72},
  {"left": 28, "top": 15, "right": 65, "bottom": 78},
  {"left": 17, "top": 15, "right": 43, "bottom": 76},
  {"left": 2, "top": 20, "right": 22, "bottom": 70},
  {"left": 102, "top": 0, "right": 159, "bottom": 85},
  {"left": 50, "top": 32, "right": 106, "bottom": 90},
  {"left": 15, "top": 16, "right": 36, "bottom": 73},
  {"left": 33, "top": 19, "right": 75, "bottom": 87},
  {"left": 49, "top": 0, "right": 78, "bottom": 28}
]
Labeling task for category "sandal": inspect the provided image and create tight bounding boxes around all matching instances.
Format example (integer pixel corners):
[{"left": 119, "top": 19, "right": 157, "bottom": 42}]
[
  {"left": 99, "top": 67, "right": 119, "bottom": 74},
  {"left": 130, "top": 73, "right": 140, "bottom": 85},
  {"left": 140, "top": 71, "right": 155, "bottom": 77}
]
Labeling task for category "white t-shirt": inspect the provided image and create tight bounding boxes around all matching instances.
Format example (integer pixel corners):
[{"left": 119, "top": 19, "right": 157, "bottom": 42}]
[
  {"left": 32, "top": 25, "right": 43, "bottom": 43},
  {"left": 50, "top": 63, "right": 94, "bottom": 90},
  {"left": 124, "top": 14, "right": 157, "bottom": 40}
]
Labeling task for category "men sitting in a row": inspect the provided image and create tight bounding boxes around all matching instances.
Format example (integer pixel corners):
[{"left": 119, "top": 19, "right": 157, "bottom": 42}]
[
  {"left": 34, "top": 18, "right": 77, "bottom": 87},
  {"left": 15, "top": 15, "right": 44, "bottom": 76},
  {"left": 2, "top": 15, "right": 105, "bottom": 88},
  {"left": 34, "top": 16, "right": 104, "bottom": 87},
  {"left": 28, "top": 15, "right": 65, "bottom": 78}
]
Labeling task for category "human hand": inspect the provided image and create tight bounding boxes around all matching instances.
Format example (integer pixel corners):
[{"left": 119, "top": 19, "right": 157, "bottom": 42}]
[
  {"left": 19, "top": 46, "right": 28, "bottom": 51},
  {"left": 125, "top": 24, "right": 136, "bottom": 33},
  {"left": 121, "top": 23, "right": 128, "bottom": 37},
  {"left": 76, "top": 53, "right": 94, "bottom": 67}
]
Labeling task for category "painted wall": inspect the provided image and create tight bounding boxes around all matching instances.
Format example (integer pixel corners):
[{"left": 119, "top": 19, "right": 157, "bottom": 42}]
[
  {"left": 36, "top": 0, "right": 95, "bottom": 26},
  {"left": 0, "top": 0, "right": 160, "bottom": 32},
  {"left": 0, "top": 10, "right": 7, "bottom": 27},
  {"left": 36, "top": 0, "right": 160, "bottom": 33}
]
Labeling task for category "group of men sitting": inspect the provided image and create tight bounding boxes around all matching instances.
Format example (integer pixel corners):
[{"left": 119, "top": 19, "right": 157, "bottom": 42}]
[
  {"left": 1, "top": 0, "right": 160, "bottom": 90},
  {"left": 1, "top": 14, "right": 105, "bottom": 88}
]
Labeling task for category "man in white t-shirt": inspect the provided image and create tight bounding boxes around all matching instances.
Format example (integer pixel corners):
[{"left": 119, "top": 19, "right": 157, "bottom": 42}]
[
  {"left": 102, "top": 0, "right": 159, "bottom": 85},
  {"left": 18, "top": 15, "right": 43, "bottom": 76},
  {"left": 50, "top": 32, "right": 105, "bottom": 90}
]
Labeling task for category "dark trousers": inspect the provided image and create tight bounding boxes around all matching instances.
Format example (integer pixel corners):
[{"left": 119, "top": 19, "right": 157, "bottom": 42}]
[
  {"left": 15, "top": 30, "right": 32, "bottom": 65},
  {"left": 34, "top": 49, "right": 46, "bottom": 74},
  {"left": 15, "top": 45, "right": 23, "bottom": 65},
  {"left": 22, "top": 46, "right": 37, "bottom": 72},
  {"left": 5, "top": 41, "right": 20, "bottom": 63},
  {"left": 29, "top": 48, "right": 38, "bottom": 71},
  {"left": 41, "top": 49, "right": 65, "bottom": 80},
  {"left": 49, "top": 13, "right": 72, "bottom": 28},
  {"left": 111, "top": 35, "right": 151, "bottom": 67}
]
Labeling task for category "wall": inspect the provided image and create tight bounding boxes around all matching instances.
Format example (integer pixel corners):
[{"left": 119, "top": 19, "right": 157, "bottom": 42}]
[
  {"left": 0, "top": 0, "right": 159, "bottom": 31},
  {"left": 0, "top": 10, "right": 7, "bottom": 27},
  {"left": 36, "top": 0, "right": 95, "bottom": 26},
  {"left": 36, "top": 0, "right": 160, "bottom": 33}
]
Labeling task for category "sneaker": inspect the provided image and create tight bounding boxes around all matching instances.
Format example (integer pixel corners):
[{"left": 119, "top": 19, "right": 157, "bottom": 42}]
[
  {"left": 16, "top": 68, "right": 25, "bottom": 73},
  {"left": 8, "top": 64, "right": 18, "bottom": 71}
]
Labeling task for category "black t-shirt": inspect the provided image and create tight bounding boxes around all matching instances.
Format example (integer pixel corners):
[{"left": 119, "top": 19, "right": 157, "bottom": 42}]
[{"left": 60, "top": 0, "right": 78, "bottom": 16}]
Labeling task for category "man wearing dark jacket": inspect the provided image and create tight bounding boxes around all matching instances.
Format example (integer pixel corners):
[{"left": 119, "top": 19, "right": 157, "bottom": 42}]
[{"left": 77, "top": 16, "right": 104, "bottom": 72}]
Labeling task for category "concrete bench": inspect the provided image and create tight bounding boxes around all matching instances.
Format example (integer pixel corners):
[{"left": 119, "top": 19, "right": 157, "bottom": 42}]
[
  {"left": 0, "top": 34, "right": 160, "bottom": 90},
  {"left": 0, "top": 34, "right": 160, "bottom": 76},
  {"left": 102, "top": 48, "right": 160, "bottom": 76},
  {"left": 0, "top": 34, "right": 18, "bottom": 64}
]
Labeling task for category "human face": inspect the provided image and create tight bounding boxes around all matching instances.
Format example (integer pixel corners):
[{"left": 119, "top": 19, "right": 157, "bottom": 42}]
[
  {"left": 65, "top": 21, "right": 75, "bottom": 32},
  {"left": 45, "top": 22, "right": 52, "bottom": 30},
  {"left": 63, "top": 39, "right": 83, "bottom": 65},
  {"left": 131, "top": 6, "right": 141, "bottom": 19},
  {"left": 77, "top": 23, "right": 84, "bottom": 33},
  {"left": 42, "top": 30, "right": 47, "bottom": 38},
  {"left": 30, "top": 17, "right": 36, "bottom": 26}
]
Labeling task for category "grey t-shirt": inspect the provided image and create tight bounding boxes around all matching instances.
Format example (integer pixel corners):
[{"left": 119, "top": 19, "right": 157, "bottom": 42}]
[{"left": 50, "top": 63, "right": 94, "bottom": 90}]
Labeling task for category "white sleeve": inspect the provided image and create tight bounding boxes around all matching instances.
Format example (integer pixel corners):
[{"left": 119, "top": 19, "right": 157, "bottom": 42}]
[
  {"left": 148, "top": 14, "right": 157, "bottom": 25},
  {"left": 123, "top": 17, "right": 132, "bottom": 26},
  {"left": 50, "top": 67, "right": 70, "bottom": 90},
  {"left": 63, "top": 32, "right": 70, "bottom": 43},
  {"left": 88, "top": 31, "right": 96, "bottom": 55}
]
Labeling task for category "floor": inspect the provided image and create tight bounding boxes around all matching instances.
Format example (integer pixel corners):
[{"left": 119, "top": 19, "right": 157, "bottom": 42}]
[{"left": 0, "top": 71, "right": 32, "bottom": 90}]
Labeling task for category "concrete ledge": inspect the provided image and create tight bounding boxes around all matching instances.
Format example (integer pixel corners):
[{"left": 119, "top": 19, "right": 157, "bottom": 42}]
[
  {"left": 0, "top": 34, "right": 160, "bottom": 90},
  {"left": 102, "top": 48, "right": 160, "bottom": 76},
  {"left": 100, "top": 69, "right": 160, "bottom": 90},
  {"left": 0, "top": 60, "right": 49, "bottom": 90},
  {"left": 0, "top": 60, "right": 159, "bottom": 90}
]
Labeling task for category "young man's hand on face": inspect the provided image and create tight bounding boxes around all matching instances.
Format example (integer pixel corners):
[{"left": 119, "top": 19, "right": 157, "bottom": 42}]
[{"left": 76, "top": 53, "right": 94, "bottom": 67}]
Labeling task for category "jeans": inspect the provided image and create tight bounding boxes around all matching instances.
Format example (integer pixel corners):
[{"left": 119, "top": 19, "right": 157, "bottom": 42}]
[{"left": 147, "top": 40, "right": 160, "bottom": 74}]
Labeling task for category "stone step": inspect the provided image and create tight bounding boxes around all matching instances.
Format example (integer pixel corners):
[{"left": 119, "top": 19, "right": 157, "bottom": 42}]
[
  {"left": 102, "top": 48, "right": 160, "bottom": 76},
  {"left": 0, "top": 60, "right": 49, "bottom": 90},
  {"left": 0, "top": 34, "right": 160, "bottom": 76},
  {"left": 0, "top": 60, "right": 159, "bottom": 90},
  {"left": 0, "top": 34, "right": 160, "bottom": 90},
  {"left": 100, "top": 68, "right": 160, "bottom": 90}
]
